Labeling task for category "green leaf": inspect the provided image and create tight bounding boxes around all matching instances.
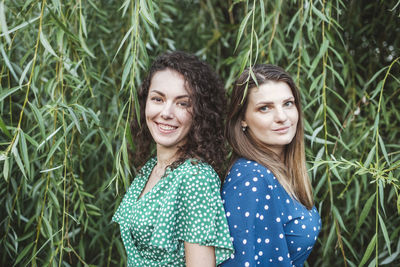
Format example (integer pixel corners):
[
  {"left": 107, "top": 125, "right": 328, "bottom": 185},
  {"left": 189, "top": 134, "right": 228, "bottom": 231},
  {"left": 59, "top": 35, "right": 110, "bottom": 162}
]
[
  {"left": 308, "top": 39, "right": 329, "bottom": 78},
  {"left": 113, "top": 25, "right": 134, "bottom": 62},
  {"left": 313, "top": 146, "right": 325, "bottom": 178},
  {"left": 323, "top": 223, "right": 336, "bottom": 257},
  {"left": 330, "top": 162, "right": 345, "bottom": 184},
  {"left": 114, "top": 101, "right": 128, "bottom": 137},
  {"left": 235, "top": 10, "right": 252, "bottom": 51},
  {"left": 3, "top": 157, "right": 9, "bottom": 182},
  {"left": 378, "top": 179, "right": 386, "bottom": 217},
  {"left": 397, "top": 194, "right": 400, "bottom": 215},
  {"left": 286, "top": 8, "right": 300, "bottom": 36},
  {"left": 121, "top": 137, "right": 130, "bottom": 174},
  {"left": 0, "top": 15, "right": 40, "bottom": 37},
  {"left": 0, "top": 85, "right": 21, "bottom": 102},
  {"left": 79, "top": 33, "right": 95, "bottom": 58},
  {"left": 363, "top": 66, "right": 387, "bottom": 89},
  {"left": 311, "top": 125, "right": 324, "bottom": 147},
  {"left": 38, "top": 126, "right": 62, "bottom": 150},
  {"left": 19, "top": 59, "right": 33, "bottom": 86},
  {"left": 364, "top": 146, "right": 376, "bottom": 168},
  {"left": 333, "top": 205, "right": 348, "bottom": 232},
  {"left": 47, "top": 8, "right": 79, "bottom": 42},
  {"left": 326, "top": 64, "right": 345, "bottom": 87},
  {"left": 19, "top": 130, "right": 30, "bottom": 178},
  {"left": 40, "top": 165, "right": 63, "bottom": 173},
  {"left": 86, "top": 203, "right": 101, "bottom": 211},
  {"left": 378, "top": 135, "right": 389, "bottom": 165},
  {"left": 139, "top": 0, "right": 158, "bottom": 28},
  {"left": 121, "top": 54, "right": 133, "bottom": 91},
  {"left": 99, "top": 128, "right": 113, "bottom": 155},
  {"left": 311, "top": 4, "right": 329, "bottom": 22},
  {"left": 80, "top": 12, "right": 87, "bottom": 37},
  {"left": 356, "top": 193, "right": 376, "bottom": 232},
  {"left": 40, "top": 32, "right": 58, "bottom": 58},
  {"left": 259, "top": 0, "right": 265, "bottom": 30},
  {"left": 67, "top": 106, "right": 81, "bottom": 133},
  {"left": 378, "top": 213, "right": 391, "bottom": 255},
  {"left": 305, "top": 134, "right": 334, "bottom": 145},
  {"left": 239, "top": 50, "right": 250, "bottom": 75},
  {"left": 0, "top": 2, "right": 11, "bottom": 44},
  {"left": 48, "top": 189, "right": 60, "bottom": 211},
  {"left": 28, "top": 102, "right": 45, "bottom": 139},
  {"left": 249, "top": 67, "right": 258, "bottom": 88},
  {"left": 14, "top": 242, "right": 34, "bottom": 266},
  {"left": 0, "top": 115, "right": 12, "bottom": 138},
  {"left": 12, "top": 133, "right": 27, "bottom": 179},
  {"left": 359, "top": 233, "right": 377, "bottom": 267},
  {"left": 125, "top": 123, "right": 135, "bottom": 152},
  {"left": 44, "top": 137, "right": 63, "bottom": 166},
  {"left": 327, "top": 105, "right": 343, "bottom": 129}
]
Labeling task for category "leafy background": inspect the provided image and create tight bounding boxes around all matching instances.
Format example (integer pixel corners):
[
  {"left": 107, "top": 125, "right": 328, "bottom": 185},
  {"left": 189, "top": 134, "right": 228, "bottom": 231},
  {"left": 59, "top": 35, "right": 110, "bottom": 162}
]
[{"left": 1, "top": 0, "right": 399, "bottom": 266}]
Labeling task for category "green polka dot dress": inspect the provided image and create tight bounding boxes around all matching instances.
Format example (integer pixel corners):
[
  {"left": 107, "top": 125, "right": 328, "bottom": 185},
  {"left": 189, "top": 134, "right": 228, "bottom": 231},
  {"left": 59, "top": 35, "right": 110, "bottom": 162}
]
[{"left": 112, "top": 158, "right": 234, "bottom": 266}]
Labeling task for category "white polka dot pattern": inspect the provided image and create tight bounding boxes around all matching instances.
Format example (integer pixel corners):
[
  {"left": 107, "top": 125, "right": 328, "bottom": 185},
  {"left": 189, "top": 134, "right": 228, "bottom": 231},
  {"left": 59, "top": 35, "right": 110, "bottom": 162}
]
[
  {"left": 220, "top": 158, "right": 321, "bottom": 267},
  {"left": 112, "top": 158, "right": 234, "bottom": 266}
]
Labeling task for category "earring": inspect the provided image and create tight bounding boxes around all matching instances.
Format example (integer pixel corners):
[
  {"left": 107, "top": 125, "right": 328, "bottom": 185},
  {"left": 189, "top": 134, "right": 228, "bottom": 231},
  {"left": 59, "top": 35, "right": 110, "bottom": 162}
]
[{"left": 242, "top": 126, "right": 246, "bottom": 132}]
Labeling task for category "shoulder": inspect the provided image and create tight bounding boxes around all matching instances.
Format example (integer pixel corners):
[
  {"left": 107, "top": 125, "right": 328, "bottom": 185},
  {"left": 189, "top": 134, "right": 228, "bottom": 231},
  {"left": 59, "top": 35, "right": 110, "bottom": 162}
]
[
  {"left": 226, "top": 158, "right": 275, "bottom": 185},
  {"left": 176, "top": 158, "right": 220, "bottom": 186},
  {"left": 178, "top": 158, "right": 218, "bottom": 176}
]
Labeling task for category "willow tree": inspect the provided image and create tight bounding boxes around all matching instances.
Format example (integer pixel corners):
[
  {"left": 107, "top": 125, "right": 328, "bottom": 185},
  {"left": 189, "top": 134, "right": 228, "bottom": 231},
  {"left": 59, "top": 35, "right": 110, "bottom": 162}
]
[{"left": 1, "top": 0, "right": 399, "bottom": 266}]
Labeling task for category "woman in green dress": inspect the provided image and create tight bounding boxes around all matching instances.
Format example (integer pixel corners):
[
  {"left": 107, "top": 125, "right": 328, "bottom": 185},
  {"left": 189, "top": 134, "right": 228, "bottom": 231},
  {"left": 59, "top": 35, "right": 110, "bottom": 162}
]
[{"left": 112, "top": 51, "right": 234, "bottom": 266}]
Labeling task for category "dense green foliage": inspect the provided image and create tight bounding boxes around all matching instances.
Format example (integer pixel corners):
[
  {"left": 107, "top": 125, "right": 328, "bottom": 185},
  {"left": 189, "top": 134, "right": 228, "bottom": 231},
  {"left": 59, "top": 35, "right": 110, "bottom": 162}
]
[{"left": 1, "top": 0, "right": 399, "bottom": 266}]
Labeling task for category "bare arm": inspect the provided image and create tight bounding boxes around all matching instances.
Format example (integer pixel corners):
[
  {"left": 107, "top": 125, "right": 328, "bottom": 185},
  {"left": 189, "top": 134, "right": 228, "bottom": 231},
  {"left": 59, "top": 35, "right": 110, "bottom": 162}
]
[{"left": 184, "top": 242, "right": 216, "bottom": 267}]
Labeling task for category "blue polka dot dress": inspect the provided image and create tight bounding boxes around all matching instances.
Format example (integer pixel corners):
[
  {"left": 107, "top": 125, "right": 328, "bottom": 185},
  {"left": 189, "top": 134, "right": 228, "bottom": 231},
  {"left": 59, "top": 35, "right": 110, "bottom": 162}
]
[
  {"left": 220, "top": 158, "right": 321, "bottom": 267},
  {"left": 112, "top": 158, "right": 234, "bottom": 266}
]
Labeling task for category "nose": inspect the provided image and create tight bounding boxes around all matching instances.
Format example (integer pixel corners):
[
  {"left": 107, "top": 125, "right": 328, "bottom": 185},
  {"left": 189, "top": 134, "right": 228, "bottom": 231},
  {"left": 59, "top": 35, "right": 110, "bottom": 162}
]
[
  {"left": 160, "top": 102, "right": 174, "bottom": 119},
  {"left": 274, "top": 107, "right": 288, "bottom": 122}
]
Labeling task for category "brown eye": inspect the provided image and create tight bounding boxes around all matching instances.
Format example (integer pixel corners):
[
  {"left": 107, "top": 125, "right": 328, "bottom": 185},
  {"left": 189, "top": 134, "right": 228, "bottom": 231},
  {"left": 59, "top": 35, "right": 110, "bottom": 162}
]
[
  {"left": 178, "top": 101, "right": 189, "bottom": 107},
  {"left": 151, "top": 97, "right": 162, "bottom": 102},
  {"left": 284, "top": 101, "right": 294, "bottom": 107}
]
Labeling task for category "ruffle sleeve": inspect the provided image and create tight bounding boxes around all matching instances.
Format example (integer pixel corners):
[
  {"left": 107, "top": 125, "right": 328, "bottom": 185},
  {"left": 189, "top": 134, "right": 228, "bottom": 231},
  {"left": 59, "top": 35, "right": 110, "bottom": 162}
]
[{"left": 149, "top": 161, "right": 234, "bottom": 265}]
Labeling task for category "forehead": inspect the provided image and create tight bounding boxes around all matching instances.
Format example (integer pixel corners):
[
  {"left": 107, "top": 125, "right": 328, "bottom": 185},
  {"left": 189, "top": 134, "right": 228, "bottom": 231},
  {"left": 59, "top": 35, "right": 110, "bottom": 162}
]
[
  {"left": 247, "top": 81, "right": 294, "bottom": 103},
  {"left": 149, "top": 69, "right": 189, "bottom": 96}
]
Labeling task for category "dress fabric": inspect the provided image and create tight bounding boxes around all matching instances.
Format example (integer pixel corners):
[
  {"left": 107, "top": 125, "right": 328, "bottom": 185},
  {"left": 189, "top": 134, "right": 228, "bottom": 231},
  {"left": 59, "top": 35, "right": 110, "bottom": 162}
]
[
  {"left": 220, "top": 158, "right": 321, "bottom": 267},
  {"left": 112, "top": 158, "right": 234, "bottom": 266}
]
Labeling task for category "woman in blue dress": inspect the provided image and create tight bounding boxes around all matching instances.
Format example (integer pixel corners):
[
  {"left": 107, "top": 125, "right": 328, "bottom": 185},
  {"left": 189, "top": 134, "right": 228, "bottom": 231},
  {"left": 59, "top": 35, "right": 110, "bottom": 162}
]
[{"left": 221, "top": 64, "right": 321, "bottom": 267}]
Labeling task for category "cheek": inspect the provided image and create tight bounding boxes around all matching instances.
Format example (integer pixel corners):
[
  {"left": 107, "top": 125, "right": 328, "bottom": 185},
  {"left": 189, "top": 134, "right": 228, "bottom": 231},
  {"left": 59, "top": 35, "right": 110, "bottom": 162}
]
[
  {"left": 290, "top": 108, "right": 299, "bottom": 125},
  {"left": 144, "top": 101, "right": 156, "bottom": 118},
  {"left": 178, "top": 108, "right": 193, "bottom": 126},
  {"left": 182, "top": 113, "right": 193, "bottom": 128}
]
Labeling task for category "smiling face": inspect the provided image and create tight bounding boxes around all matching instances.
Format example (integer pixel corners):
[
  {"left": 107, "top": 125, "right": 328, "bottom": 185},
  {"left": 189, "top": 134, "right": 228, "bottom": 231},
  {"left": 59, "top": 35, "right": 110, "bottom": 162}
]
[
  {"left": 242, "top": 81, "right": 299, "bottom": 157},
  {"left": 145, "top": 69, "right": 193, "bottom": 154}
]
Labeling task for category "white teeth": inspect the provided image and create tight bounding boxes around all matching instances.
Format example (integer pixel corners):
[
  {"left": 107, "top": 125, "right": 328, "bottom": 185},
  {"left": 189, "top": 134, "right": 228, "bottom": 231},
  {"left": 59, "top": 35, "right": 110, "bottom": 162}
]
[{"left": 159, "top": 124, "right": 176, "bottom": 130}]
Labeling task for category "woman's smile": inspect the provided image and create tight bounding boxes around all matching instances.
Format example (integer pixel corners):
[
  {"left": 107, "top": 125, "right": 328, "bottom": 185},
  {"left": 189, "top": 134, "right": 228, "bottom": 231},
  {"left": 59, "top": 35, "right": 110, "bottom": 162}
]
[{"left": 145, "top": 69, "right": 193, "bottom": 151}]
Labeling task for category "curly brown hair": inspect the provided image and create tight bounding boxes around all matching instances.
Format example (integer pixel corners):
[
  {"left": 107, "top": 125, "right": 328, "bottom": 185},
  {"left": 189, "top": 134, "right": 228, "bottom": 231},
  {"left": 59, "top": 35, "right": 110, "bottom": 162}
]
[{"left": 130, "top": 51, "right": 227, "bottom": 178}]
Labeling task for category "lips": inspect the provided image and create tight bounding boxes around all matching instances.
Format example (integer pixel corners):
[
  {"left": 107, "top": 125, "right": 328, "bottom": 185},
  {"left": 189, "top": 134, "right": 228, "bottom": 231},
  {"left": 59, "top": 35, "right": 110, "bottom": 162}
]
[
  {"left": 156, "top": 122, "right": 178, "bottom": 133},
  {"left": 272, "top": 126, "right": 290, "bottom": 133}
]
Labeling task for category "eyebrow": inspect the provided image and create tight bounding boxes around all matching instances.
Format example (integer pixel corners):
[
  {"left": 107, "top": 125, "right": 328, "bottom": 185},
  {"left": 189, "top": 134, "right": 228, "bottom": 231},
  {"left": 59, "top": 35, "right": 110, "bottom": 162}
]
[
  {"left": 149, "top": 90, "right": 190, "bottom": 99},
  {"left": 255, "top": 96, "right": 295, "bottom": 106}
]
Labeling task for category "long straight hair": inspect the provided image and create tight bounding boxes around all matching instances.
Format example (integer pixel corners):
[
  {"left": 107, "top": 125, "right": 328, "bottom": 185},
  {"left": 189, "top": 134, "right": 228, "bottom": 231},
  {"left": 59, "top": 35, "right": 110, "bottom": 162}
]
[{"left": 225, "top": 64, "right": 314, "bottom": 209}]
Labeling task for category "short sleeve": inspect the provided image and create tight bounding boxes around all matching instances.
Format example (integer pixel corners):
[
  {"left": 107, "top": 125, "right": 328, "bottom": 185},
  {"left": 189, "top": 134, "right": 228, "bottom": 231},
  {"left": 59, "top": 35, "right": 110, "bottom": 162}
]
[
  {"left": 221, "top": 160, "right": 292, "bottom": 266},
  {"left": 175, "top": 161, "right": 234, "bottom": 265}
]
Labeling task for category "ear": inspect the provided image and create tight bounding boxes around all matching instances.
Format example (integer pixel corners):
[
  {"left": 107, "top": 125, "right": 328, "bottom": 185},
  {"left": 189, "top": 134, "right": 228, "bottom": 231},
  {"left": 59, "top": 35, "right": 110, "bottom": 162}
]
[{"left": 241, "top": 120, "right": 247, "bottom": 128}]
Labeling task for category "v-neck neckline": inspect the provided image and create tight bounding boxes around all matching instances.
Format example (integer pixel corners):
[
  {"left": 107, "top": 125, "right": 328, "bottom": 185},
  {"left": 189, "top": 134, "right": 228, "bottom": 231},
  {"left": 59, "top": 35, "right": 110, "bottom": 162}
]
[{"left": 136, "top": 158, "right": 172, "bottom": 202}]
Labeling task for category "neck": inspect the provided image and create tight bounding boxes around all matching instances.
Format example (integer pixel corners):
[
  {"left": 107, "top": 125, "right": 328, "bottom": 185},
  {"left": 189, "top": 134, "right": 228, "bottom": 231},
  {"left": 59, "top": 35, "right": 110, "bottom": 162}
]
[{"left": 156, "top": 146, "right": 180, "bottom": 170}]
